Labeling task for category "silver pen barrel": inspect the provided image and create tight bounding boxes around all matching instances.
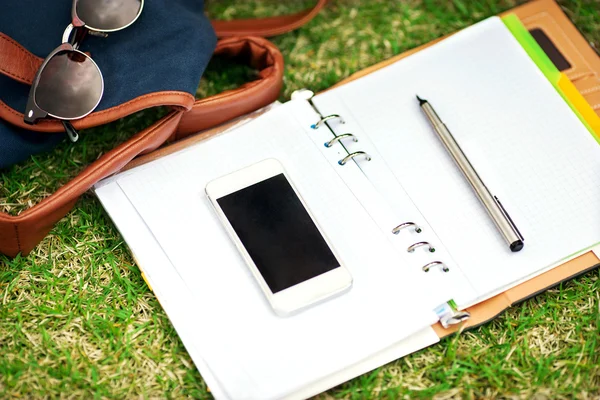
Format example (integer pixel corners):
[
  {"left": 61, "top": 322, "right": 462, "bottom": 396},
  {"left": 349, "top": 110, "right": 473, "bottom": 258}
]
[{"left": 418, "top": 96, "right": 524, "bottom": 252}]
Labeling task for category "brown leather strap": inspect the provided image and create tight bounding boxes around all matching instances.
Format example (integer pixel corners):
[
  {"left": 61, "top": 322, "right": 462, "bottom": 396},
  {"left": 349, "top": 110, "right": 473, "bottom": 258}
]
[
  {"left": 211, "top": 0, "right": 326, "bottom": 38},
  {"left": 0, "top": 37, "right": 283, "bottom": 135},
  {"left": 0, "top": 111, "right": 184, "bottom": 258},
  {"left": 0, "top": 32, "right": 43, "bottom": 85},
  {"left": 0, "top": 91, "right": 195, "bottom": 132},
  {"left": 176, "top": 36, "right": 284, "bottom": 138},
  {"left": 0, "top": 32, "right": 196, "bottom": 130}
]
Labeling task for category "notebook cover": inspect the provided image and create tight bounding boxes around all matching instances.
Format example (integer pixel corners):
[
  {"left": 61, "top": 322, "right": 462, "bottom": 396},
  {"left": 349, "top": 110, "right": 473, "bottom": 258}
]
[
  {"left": 123, "top": 0, "right": 600, "bottom": 339},
  {"left": 329, "top": 0, "right": 600, "bottom": 337},
  {"left": 436, "top": 0, "right": 600, "bottom": 337}
]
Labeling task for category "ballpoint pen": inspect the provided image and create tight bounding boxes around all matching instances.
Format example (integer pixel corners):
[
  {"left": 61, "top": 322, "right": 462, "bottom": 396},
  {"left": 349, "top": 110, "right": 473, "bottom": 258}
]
[{"left": 417, "top": 95, "right": 524, "bottom": 252}]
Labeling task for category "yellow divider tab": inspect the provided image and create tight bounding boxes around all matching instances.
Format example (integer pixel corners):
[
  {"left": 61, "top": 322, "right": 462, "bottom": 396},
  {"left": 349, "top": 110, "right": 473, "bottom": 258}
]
[
  {"left": 557, "top": 73, "right": 600, "bottom": 141},
  {"left": 502, "top": 14, "right": 600, "bottom": 142}
]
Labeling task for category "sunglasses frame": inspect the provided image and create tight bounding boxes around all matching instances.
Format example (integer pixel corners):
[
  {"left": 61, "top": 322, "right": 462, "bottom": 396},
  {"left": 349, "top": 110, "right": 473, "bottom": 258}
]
[
  {"left": 71, "top": 0, "right": 145, "bottom": 33},
  {"left": 23, "top": 0, "right": 144, "bottom": 138},
  {"left": 24, "top": 37, "right": 104, "bottom": 125}
]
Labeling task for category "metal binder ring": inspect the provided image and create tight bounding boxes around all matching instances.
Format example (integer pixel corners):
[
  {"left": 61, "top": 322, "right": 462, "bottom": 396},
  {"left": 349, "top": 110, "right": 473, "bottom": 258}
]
[
  {"left": 338, "top": 151, "right": 372, "bottom": 166},
  {"left": 291, "top": 88, "right": 315, "bottom": 101},
  {"left": 442, "top": 311, "right": 471, "bottom": 327},
  {"left": 422, "top": 261, "right": 449, "bottom": 272},
  {"left": 392, "top": 222, "right": 422, "bottom": 235},
  {"left": 407, "top": 241, "right": 435, "bottom": 253},
  {"left": 324, "top": 133, "right": 358, "bottom": 148},
  {"left": 311, "top": 114, "right": 345, "bottom": 129}
]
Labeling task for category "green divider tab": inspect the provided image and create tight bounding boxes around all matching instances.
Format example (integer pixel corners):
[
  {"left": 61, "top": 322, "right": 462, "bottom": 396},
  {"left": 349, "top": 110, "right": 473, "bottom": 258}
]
[
  {"left": 502, "top": 13, "right": 597, "bottom": 139},
  {"left": 502, "top": 14, "right": 561, "bottom": 84}
]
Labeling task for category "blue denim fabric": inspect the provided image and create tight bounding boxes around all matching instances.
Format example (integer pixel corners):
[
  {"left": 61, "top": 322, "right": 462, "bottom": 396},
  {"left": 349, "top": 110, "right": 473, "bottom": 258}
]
[{"left": 0, "top": 0, "right": 217, "bottom": 169}]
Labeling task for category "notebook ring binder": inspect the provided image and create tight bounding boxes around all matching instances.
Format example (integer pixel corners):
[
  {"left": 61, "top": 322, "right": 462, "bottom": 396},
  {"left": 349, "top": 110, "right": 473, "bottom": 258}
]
[
  {"left": 392, "top": 222, "right": 422, "bottom": 234},
  {"left": 407, "top": 241, "right": 435, "bottom": 253},
  {"left": 422, "top": 261, "right": 449, "bottom": 272},
  {"left": 290, "top": 88, "right": 315, "bottom": 101},
  {"left": 443, "top": 310, "right": 471, "bottom": 327},
  {"left": 338, "top": 151, "right": 372, "bottom": 166},
  {"left": 324, "top": 133, "right": 358, "bottom": 148},
  {"left": 311, "top": 114, "right": 345, "bottom": 129},
  {"left": 440, "top": 310, "right": 471, "bottom": 328}
]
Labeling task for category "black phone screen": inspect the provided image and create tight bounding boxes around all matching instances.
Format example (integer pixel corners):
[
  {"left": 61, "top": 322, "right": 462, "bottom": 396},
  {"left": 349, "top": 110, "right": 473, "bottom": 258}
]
[{"left": 217, "top": 173, "right": 340, "bottom": 293}]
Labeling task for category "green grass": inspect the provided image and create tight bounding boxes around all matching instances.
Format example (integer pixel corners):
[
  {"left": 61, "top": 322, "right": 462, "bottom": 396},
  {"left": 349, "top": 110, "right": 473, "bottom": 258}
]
[{"left": 1, "top": 0, "right": 600, "bottom": 398}]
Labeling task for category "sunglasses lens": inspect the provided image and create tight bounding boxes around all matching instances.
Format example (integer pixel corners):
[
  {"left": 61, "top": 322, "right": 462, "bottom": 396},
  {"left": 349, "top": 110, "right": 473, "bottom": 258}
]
[
  {"left": 35, "top": 51, "right": 103, "bottom": 120},
  {"left": 76, "top": 0, "right": 143, "bottom": 31}
]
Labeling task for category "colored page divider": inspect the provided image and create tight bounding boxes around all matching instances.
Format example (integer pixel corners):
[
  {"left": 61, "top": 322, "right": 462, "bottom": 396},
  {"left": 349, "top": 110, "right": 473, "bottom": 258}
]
[{"left": 502, "top": 14, "right": 600, "bottom": 142}]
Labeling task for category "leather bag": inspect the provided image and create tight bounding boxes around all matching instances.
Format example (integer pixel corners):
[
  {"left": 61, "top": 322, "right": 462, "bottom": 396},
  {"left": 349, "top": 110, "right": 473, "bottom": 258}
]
[{"left": 0, "top": 0, "right": 327, "bottom": 257}]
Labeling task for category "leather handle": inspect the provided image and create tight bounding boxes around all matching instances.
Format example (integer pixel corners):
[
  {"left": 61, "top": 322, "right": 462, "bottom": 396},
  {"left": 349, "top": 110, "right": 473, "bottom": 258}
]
[
  {"left": 211, "top": 0, "right": 326, "bottom": 38},
  {"left": 0, "top": 36, "right": 283, "bottom": 257},
  {"left": 0, "top": 0, "right": 317, "bottom": 133},
  {"left": 175, "top": 36, "right": 283, "bottom": 138},
  {"left": 0, "top": 36, "right": 283, "bottom": 137},
  {"left": 0, "top": 111, "right": 184, "bottom": 258},
  {"left": 0, "top": 32, "right": 43, "bottom": 85}
]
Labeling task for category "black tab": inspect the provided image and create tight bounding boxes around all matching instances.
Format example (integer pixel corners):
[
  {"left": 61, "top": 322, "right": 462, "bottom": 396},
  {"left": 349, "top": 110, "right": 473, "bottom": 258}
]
[{"left": 529, "top": 28, "right": 572, "bottom": 71}]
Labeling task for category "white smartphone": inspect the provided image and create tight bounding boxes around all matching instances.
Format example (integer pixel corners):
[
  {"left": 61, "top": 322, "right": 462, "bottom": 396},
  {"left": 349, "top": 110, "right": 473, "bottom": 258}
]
[{"left": 205, "top": 158, "right": 352, "bottom": 316}]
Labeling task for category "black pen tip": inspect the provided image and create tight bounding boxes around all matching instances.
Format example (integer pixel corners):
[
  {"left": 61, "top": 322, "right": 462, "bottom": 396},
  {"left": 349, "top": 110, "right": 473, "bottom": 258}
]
[
  {"left": 416, "top": 95, "right": 427, "bottom": 106},
  {"left": 510, "top": 240, "right": 524, "bottom": 252}
]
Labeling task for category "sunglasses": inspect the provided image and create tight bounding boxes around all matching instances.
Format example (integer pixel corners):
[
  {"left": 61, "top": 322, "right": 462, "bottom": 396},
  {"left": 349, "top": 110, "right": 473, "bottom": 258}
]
[{"left": 24, "top": 0, "right": 144, "bottom": 142}]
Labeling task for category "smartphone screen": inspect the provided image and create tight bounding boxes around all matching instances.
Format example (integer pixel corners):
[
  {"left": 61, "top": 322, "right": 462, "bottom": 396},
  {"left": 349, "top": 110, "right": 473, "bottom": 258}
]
[{"left": 217, "top": 173, "right": 340, "bottom": 293}]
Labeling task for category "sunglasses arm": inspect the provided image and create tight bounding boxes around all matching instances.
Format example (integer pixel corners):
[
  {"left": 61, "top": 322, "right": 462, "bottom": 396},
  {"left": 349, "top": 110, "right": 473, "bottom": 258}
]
[
  {"left": 88, "top": 31, "right": 108, "bottom": 38},
  {"left": 62, "top": 121, "right": 80, "bottom": 143},
  {"left": 24, "top": 42, "right": 82, "bottom": 143}
]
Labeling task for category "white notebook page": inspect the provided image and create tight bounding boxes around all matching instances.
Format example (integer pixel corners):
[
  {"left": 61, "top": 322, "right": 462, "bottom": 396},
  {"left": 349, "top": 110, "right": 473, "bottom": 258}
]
[
  {"left": 94, "top": 179, "right": 441, "bottom": 400},
  {"left": 111, "top": 101, "right": 440, "bottom": 400},
  {"left": 313, "top": 17, "right": 600, "bottom": 306}
]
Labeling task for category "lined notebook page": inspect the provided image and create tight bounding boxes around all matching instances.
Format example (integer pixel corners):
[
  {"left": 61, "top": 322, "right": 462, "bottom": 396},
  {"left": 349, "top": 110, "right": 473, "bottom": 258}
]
[
  {"left": 313, "top": 17, "right": 600, "bottom": 306},
  {"left": 112, "top": 101, "right": 439, "bottom": 400}
]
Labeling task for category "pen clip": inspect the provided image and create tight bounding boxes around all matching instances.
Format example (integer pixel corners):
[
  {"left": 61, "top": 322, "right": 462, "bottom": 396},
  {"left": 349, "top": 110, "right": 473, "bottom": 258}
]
[{"left": 494, "top": 196, "right": 524, "bottom": 242}]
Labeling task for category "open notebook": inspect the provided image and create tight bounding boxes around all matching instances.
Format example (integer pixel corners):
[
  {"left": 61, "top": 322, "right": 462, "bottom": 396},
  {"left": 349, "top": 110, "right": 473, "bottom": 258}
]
[{"left": 94, "top": 16, "right": 600, "bottom": 399}]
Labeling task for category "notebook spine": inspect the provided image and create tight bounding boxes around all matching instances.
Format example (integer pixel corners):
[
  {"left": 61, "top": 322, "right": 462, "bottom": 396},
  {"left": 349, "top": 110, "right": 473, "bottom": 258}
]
[
  {"left": 297, "top": 88, "right": 467, "bottom": 327},
  {"left": 296, "top": 88, "right": 450, "bottom": 275},
  {"left": 294, "top": 88, "right": 467, "bottom": 327}
]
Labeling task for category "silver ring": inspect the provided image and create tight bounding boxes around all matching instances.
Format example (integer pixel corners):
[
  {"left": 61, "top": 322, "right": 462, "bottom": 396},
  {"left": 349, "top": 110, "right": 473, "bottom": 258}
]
[
  {"left": 443, "top": 311, "right": 471, "bottom": 327},
  {"left": 392, "top": 222, "right": 422, "bottom": 235},
  {"left": 422, "top": 261, "right": 449, "bottom": 272},
  {"left": 338, "top": 151, "right": 372, "bottom": 166},
  {"left": 311, "top": 114, "right": 345, "bottom": 129},
  {"left": 325, "top": 134, "right": 358, "bottom": 148},
  {"left": 291, "top": 88, "right": 315, "bottom": 101},
  {"left": 407, "top": 241, "right": 435, "bottom": 253}
]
